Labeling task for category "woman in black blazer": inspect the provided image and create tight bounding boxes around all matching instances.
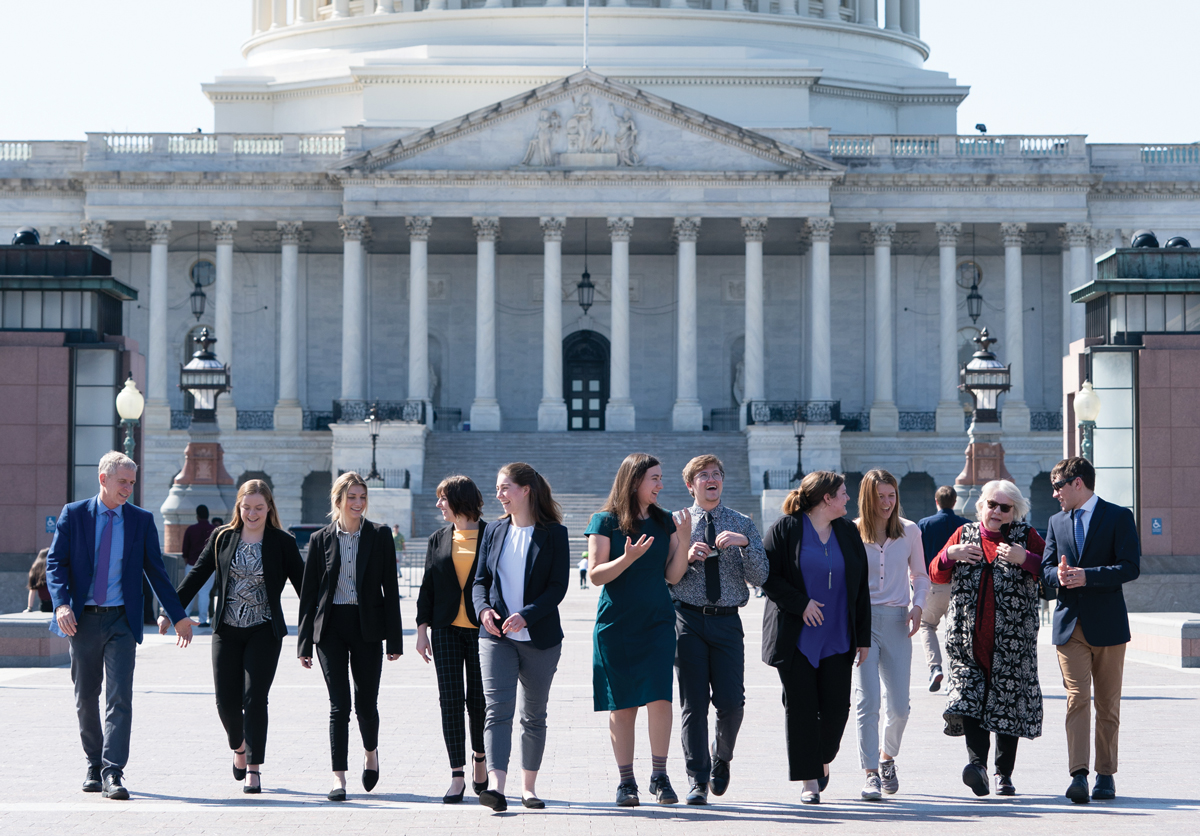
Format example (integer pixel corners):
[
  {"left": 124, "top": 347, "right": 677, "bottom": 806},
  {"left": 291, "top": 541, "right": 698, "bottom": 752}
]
[
  {"left": 162, "top": 480, "right": 303, "bottom": 794},
  {"left": 415, "top": 475, "right": 488, "bottom": 803},
  {"left": 761, "top": 471, "right": 871, "bottom": 804},
  {"left": 470, "top": 462, "right": 570, "bottom": 813},
  {"left": 297, "top": 472, "right": 404, "bottom": 802}
]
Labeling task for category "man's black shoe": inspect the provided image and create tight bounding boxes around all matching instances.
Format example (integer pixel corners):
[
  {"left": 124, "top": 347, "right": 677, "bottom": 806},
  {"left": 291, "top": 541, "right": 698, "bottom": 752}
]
[
  {"left": 1066, "top": 773, "right": 1090, "bottom": 804},
  {"left": 102, "top": 774, "right": 129, "bottom": 800},
  {"left": 1092, "top": 774, "right": 1116, "bottom": 800},
  {"left": 82, "top": 765, "right": 102, "bottom": 793},
  {"left": 710, "top": 743, "right": 731, "bottom": 796},
  {"left": 685, "top": 782, "right": 709, "bottom": 805}
]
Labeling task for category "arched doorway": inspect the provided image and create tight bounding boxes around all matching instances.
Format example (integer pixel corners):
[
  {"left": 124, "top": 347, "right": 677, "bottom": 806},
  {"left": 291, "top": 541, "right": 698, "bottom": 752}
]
[{"left": 563, "top": 330, "right": 609, "bottom": 431}]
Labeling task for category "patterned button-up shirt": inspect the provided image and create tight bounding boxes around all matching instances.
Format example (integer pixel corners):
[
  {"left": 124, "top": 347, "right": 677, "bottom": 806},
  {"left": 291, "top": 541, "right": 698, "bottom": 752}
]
[
  {"left": 333, "top": 523, "right": 361, "bottom": 605},
  {"left": 670, "top": 502, "right": 768, "bottom": 608}
]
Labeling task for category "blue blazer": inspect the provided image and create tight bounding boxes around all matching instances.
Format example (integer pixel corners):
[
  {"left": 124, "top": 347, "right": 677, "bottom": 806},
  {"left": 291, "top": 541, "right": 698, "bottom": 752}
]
[
  {"left": 917, "top": 509, "right": 971, "bottom": 569},
  {"left": 45, "top": 497, "right": 187, "bottom": 643},
  {"left": 1041, "top": 496, "right": 1141, "bottom": 647},
  {"left": 471, "top": 518, "right": 570, "bottom": 650}
]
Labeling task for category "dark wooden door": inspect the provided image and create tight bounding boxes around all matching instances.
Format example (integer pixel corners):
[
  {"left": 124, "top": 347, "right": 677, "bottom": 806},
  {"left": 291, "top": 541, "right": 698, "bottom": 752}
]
[{"left": 563, "top": 330, "right": 609, "bottom": 431}]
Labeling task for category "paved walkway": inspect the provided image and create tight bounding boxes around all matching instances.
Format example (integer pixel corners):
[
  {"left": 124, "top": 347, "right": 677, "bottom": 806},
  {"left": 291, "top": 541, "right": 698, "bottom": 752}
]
[{"left": 2, "top": 584, "right": 1197, "bottom": 834}]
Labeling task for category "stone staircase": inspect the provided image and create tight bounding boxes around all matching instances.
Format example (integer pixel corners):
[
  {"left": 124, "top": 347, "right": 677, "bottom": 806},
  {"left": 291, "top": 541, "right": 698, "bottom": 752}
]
[{"left": 417, "top": 432, "right": 757, "bottom": 547}]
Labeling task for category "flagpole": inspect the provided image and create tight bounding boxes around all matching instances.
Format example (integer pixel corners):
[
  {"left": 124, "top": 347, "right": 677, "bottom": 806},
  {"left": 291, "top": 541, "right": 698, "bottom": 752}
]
[{"left": 584, "top": 0, "right": 589, "bottom": 69}]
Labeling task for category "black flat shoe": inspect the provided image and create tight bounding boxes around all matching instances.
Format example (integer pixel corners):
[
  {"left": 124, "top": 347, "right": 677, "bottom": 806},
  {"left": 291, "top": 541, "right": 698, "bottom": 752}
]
[
  {"left": 82, "top": 765, "right": 102, "bottom": 793},
  {"left": 817, "top": 769, "right": 830, "bottom": 792},
  {"left": 328, "top": 786, "right": 347, "bottom": 802},
  {"left": 232, "top": 748, "right": 247, "bottom": 782},
  {"left": 522, "top": 795, "right": 545, "bottom": 809},
  {"left": 243, "top": 770, "right": 261, "bottom": 794},
  {"left": 479, "top": 789, "right": 507, "bottom": 812},
  {"left": 444, "top": 770, "right": 465, "bottom": 804},
  {"left": 472, "top": 753, "right": 489, "bottom": 794},
  {"left": 962, "top": 764, "right": 989, "bottom": 797},
  {"left": 362, "top": 763, "right": 379, "bottom": 792}
]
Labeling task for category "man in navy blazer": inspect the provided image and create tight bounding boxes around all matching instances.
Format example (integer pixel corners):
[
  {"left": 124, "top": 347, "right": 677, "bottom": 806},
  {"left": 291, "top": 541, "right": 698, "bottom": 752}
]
[
  {"left": 46, "top": 451, "right": 193, "bottom": 800},
  {"left": 1041, "top": 457, "right": 1140, "bottom": 805}
]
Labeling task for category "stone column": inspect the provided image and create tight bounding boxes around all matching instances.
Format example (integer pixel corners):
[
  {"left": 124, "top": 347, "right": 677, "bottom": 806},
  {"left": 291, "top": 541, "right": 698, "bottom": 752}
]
[
  {"left": 858, "top": 0, "right": 877, "bottom": 26},
  {"left": 672, "top": 217, "right": 703, "bottom": 432},
  {"left": 296, "top": 0, "right": 314, "bottom": 22},
  {"left": 1065, "top": 223, "right": 1092, "bottom": 349},
  {"left": 606, "top": 218, "right": 636, "bottom": 431},
  {"left": 900, "top": 0, "right": 918, "bottom": 34},
  {"left": 538, "top": 217, "right": 568, "bottom": 432},
  {"left": 406, "top": 217, "right": 432, "bottom": 423},
  {"left": 884, "top": 0, "right": 900, "bottom": 29},
  {"left": 81, "top": 221, "right": 112, "bottom": 254},
  {"left": 1000, "top": 222, "right": 1031, "bottom": 432},
  {"left": 471, "top": 218, "right": 502, "bottom": 431},
  {"left": 869, "top": 222, "right": 899, "bottom": 433},
  {"left": 376, "top": 0, "right": 396, "bottom": 11},
  {"left": 808, "top": 218, "right": 833, "bottom": 401},
  {"left": 212, "top": 221, "right": 238, "bottom": 431},
  {"left": 935, "top": 222, "right": 962, "bottom": 433},
  {"left": 272, "top": 0, "right": 287, "bottom": 27},
  {"left": 275, "top": 222, "right": 304, "bottom": 432},
  {"left": 338, "top": 216, "right": 369, "bottom": 402},
  {"left": 824, "top": 0, "right": 840, "bottom": 19},
  {"left": 742, "top": 218, "right": 768, "bottom": 406},
  {"left": 333, "top": 0, "right": 350, "bottom": 17},
  {"left": 144, "top": 221, "right": 172, "bottom": 430}
]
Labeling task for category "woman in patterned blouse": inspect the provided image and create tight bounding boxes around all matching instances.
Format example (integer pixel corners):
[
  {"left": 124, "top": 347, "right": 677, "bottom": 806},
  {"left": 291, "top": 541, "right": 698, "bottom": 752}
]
[{"left": 165, "top": 480, "right": 304, "bottom": 794}]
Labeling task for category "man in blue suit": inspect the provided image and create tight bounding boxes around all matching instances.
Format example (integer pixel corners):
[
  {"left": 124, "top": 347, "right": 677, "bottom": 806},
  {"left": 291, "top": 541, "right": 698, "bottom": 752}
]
[
  {"left": 47, "top": 451, "right": 193, "bottom": 800},
  {"left": 916, "top": 486, "right": 969, "bottom": 693},
  {"left": 1041, "top": 457, "right": 1140, "bottom": 805}
]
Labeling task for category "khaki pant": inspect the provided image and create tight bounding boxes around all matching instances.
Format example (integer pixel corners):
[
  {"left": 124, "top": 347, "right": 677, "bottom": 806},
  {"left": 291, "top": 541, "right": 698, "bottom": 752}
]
[
  {"left": 919, "top": 582, "right": 951, "bottom": 670},
  {"left": 1056, "top": 623, "right": 1126, "bottom": 776}
]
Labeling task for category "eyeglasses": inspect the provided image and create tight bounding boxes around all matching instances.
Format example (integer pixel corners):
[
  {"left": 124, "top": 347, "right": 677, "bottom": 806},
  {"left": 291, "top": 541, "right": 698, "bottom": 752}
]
[
  {"left": 1051, "top": 477, "right": 1075, "bottom": 491},
  {"left": 695, "top": 471, "right": 724, "bottom": 483},
  {"left": 985, "top": 500, "right": 1013, "bottom": 513}
]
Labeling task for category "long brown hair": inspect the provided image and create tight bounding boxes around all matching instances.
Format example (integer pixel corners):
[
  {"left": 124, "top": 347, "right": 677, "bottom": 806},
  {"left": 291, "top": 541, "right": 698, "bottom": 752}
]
[
  {"left": 498, "top": 462, "right": 562, "bottom": 526},
  {"left": 228, "top": 479, "right": 283, "bottom": 531},
  {"left": 27, "top": 548, "right": 48, "bottom": 591},
  {"left": 782, "top": 471, "right": 845, "bottom": 515},
  {"left": 856, "top": 469, "right": 904, "bottom": 543},
  {"left": 600, "top": 452, "right": 669, "bottom": 536}
]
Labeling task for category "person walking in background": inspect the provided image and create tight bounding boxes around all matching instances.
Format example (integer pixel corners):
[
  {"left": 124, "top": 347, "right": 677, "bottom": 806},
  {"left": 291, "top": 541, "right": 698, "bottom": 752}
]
[
  {"left": 414, "top": 475, "right": 489, "bottom": 804},
  {"left": 1042, "top": 457, "right": 1141, "bottom": 804},
  {"left": 46, "top": 451, "right": 193, "bottom": 800},
  {"left": 587, "top": 453, "right": 688, "bottom": 807},
  {"left": 472, "top": 463, "right": 570, "bottom": 812},
  {"left": 916, "top": 487, "right": 969, "bottom": 694},
  {"left": 579, "top": 555, "right": 589, "bottom": 589},
  {"left": 852, "top": 469, "right": 929, "bottom": 800},
  {"left": 162, "top": 480, "right": 304, "bottom": 794},
  {"left": 298, "top": 472, "right": 404, "bottom": 802},
  {"left": 181, "top": 504, "right": 217, "bottom": 627},
  {"left": 26, "top": 548, "right": 52, "bottom": 612},
  {"left": 670, "top": 454, "right": 767, "bottom": 805},
  {"left": 761, "top": 471, "right": 871, "bottom": 805},
  {"left": 934, "top": 479, "right": 1045, "bottom": 798}
]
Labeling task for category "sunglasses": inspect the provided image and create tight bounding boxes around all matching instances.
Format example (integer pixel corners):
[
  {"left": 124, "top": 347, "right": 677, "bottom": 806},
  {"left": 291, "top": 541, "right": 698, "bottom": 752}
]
[
  {"left": 1052, "top": 477, "right": 1075, "bottom": 491},
  {"left": 986, "top": 500, "right": 1013, "bottom": 513}
]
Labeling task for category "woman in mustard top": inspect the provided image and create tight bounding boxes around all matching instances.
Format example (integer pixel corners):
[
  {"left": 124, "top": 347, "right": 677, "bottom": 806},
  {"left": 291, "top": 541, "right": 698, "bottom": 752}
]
[{"left": 416, "top": 476, "right": 488, "bottom": 803}]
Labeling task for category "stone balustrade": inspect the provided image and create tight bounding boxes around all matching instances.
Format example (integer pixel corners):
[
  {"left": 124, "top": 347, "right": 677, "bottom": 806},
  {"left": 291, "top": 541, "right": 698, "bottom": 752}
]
[
  {"left": 84, "top": 133, "right": 345, "bottom": 161},
  {"left": 829, "top": 133, "right": 1086, "bottom": 159}
]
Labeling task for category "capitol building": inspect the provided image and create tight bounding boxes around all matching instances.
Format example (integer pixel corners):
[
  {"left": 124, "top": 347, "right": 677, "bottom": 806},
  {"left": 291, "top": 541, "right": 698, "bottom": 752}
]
[{"left": 5, "top": 0, "right": 1195, "bottom": 539}]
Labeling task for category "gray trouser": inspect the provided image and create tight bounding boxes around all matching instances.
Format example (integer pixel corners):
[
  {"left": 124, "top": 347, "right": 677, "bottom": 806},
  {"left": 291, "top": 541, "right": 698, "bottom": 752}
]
[
  {"left": 674, "top": 606, "right": 745, "bottom": 783},
  {"left": 479, "top": 635, "right": 562, "bottom": 774},
  {"left": 69, "top": 608, "right": 137, "bottom": 779},
  {"left": 920, "top": 583, "right": 951, "bottom": 670},
  {"left": 853, "top": 605, "right": 912, "bottom": 770}
]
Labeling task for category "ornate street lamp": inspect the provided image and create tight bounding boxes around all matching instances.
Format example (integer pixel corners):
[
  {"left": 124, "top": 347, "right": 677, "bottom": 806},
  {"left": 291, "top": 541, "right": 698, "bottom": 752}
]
[
  {"left": 115, "top": 373, "right": 145, "bottom": 459},
  {"left": 790, "top": 413, "right": 806, "bottom": 485},
  {"left": 965, "top": 278, "right": 983, "bottom": 324},
  {"left": 577, "top": 219, "right": 595, "bottom": 314},
  {"left": 364, "top": 401, "right": 385, "bottom": 488},
  {"left": 1074, "top": 380, "right": 1101, "bottom": 462},
  {"left": 190, "top": 256, "right": 212, "bottom": 321},
  {"left": 959, "top": 328, "right": 1011, "bottom": 425},
  {"left": 189, "top": 279, "right": 208, "bottom": 321},
  {"left": 179, "top": 327, "right": 231, "bottom": 423}
]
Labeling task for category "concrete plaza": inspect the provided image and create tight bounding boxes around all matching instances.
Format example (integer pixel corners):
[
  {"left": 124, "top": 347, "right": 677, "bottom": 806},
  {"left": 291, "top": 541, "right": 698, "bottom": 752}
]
[{"left": 1, "top": 583, "right": 1197, "bottom": 835}]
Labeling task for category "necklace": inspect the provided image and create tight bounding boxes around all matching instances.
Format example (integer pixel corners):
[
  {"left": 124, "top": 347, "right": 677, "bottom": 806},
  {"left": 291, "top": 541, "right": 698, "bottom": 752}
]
[{"left": 825, "top": 540, "right": 832, "bottom": 589}]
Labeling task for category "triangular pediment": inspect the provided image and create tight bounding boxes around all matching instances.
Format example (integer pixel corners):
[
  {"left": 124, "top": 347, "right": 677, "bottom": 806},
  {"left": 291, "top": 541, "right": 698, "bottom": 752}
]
[{"left": 337, "top": 70, "right": 843, "bottom": 176}]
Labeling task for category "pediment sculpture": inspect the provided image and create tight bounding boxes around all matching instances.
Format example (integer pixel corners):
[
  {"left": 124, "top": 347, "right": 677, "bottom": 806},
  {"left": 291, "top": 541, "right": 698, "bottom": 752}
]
[{"left": 520, "top": 95, "right": 641, "bottom": 168}]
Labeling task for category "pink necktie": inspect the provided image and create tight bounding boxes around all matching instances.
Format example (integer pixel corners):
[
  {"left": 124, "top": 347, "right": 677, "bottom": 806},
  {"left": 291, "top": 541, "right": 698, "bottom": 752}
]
[{"left": 94, "top": 509, "right": 116, "bottom": 605}]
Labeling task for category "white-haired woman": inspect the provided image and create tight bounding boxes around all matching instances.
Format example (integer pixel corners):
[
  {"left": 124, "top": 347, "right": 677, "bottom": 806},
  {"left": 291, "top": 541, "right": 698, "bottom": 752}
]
[{"left": 931, "top": 480, "right": 1045, "bottom": 798}]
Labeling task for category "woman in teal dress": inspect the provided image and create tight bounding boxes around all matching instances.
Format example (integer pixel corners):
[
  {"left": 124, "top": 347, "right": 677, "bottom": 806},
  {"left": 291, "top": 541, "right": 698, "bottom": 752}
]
[{"left": 586, "top": 453, "right": 690, "bottom": 807}]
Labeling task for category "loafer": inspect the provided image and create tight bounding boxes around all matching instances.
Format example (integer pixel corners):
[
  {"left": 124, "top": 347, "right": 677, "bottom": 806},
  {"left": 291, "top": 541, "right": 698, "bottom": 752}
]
[
  {"left": 521, "top": 795, "right": 545, "bottom": 809},
  {"left": 879, "top": 759, "right": 899, "bottom": 795},
  {"left": 861, "top": 771, "right": 882, "bottom": 800},
  {"left": 327, "top": 786, "right": 347, "bottom": 802},
  {"left": 362, "top": 768, "right": 378, "bottom": 792},
  {"left": 817, "top": 769, "right": 830, "bottom": 792},
  {"left": 994, "top": 774, "right": 1016, "bottom": 796},
  {"left": 102, "top": 774, "right": 129, "bottom": 800},
  {"left": 1092, "top": 774, "right": 1116, "bottom": 800},
  {"left": 929, "top": 666, "right": 944, "bottom": 693},
  {"left": 1066, "top": 773, "right": 1090, "bottom": 804},
  {"left": 710, "top": 743, "right": 731, "bottom": 797},
  {"left": 82, "top": 765, "right": 102, "bottom": 793},
  {"left": 801, "top": 790, "right": 820, "bottom": 804},
  {"left": 479, "top": 788, "right": 507, "bottom": 812},
  {"left": 962, "top": 764, "right": 989, "bottom": 797},
  {"left": 615, "top": 781, "right": 639, "bottom": 807},
  {"left": 648, "top": 774, "right": 678, "bottom": 805},
  {"left": 686, "top": 782, "right": 709, "bottom": 805}
]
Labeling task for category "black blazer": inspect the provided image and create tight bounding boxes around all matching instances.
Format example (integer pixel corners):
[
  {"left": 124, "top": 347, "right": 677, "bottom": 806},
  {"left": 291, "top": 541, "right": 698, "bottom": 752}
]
[
  {"left": 176, "top": 525, "right": 304, "bottom": 639},
  {"left": 471, "top": 518, "right": 570, "bottom": 650},
  {"left": 1041, "top": 496, "right": 1141, "bottom": 647},
  {"left": 297, "top": 519, "right": 404, "bottom": 657},
  {"left": 760, "top": 513, "right": 872, "bottom": 670},
  {"left": 416, "top": 524, "right": 483, "bottom": 628}
]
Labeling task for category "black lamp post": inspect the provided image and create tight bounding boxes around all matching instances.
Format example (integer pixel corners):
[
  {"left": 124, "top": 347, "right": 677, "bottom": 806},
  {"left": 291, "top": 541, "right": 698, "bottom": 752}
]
[
  {"left": 364, "top": 402, "right": 385, "bottom": 488},
  {"left": 959, "top": 328, "right": 1011, "bottom": 425},
  {"left": 791, "top": 413, "right": 806, "bottom": 485},
  {"left": 577, "top": 219, "right": 595, "bottom": 314},
  {"left": 179, "top": 328, "right": 230, "bottom": 423}
]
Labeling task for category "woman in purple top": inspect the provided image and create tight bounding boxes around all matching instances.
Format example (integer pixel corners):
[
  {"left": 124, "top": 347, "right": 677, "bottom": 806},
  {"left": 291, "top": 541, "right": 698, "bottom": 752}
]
[{"left": 761, "top": 471, "right": 871, "bottom": 805}]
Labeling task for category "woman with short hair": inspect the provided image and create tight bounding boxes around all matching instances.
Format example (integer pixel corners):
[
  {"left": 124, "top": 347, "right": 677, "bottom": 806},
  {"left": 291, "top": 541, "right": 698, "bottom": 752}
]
[
  {"left": 298, "top": 472, "right": 404, "bottom": 801},
  {"left": 932, "top": 479, "right": 1046, "bottom": 797},
  {"left": 415, "top": 475, "right": 489, "bottom": 803}
]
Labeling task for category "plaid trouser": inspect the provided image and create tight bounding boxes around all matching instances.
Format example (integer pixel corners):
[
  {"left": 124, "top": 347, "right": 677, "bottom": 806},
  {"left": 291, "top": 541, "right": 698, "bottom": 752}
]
[{"left": 431, "top": 625, "right": 486, "bottom": 768}]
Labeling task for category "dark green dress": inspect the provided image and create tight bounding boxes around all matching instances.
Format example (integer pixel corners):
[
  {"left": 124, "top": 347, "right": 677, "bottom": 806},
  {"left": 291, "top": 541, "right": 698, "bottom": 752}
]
[{"left": 587, "top": 510, "right": 678, "bottom": 711}]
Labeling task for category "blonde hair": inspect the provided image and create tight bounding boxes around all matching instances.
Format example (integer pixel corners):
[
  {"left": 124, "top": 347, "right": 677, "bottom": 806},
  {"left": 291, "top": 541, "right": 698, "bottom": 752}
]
[
  {"left": 98, "top": 451, "right": 137, "bottom": 478},
  {"left": 782, "top": 471, "right": 845, "bottom": 516},
  {"left": 228, "top": 480, "right": 282, "bottom": 530},
  {"left": 330, "top": 471, "right": 369, "bottom": 525},
  {"left": 976, "top": 480, "right": 1030, "bottom": 521},
  {"left": 856, "top": 469, "right": 905, "bottom": 544}
]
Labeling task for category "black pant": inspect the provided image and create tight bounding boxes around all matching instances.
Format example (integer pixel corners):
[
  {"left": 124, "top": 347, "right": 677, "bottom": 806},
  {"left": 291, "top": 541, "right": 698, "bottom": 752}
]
[
  {"left": 961, "top": 714, "right": 1019, "bottom": 777},
  {"left": 211, "top": 622, "right": 282, "bottom": 765},
  {"left": 675, "top": 607, "right": 746, "bottom": 783},
  {"left": 69, "top": 609, "right": 135, "bottom": 779},
  {"left": 778, "top": 650, "right": 854, "bottom": 781},
  {"left": 316, "top": 604, "right": 383, "bottom": 771},
  {"left": 431, "top": 625, "right": 486, "bottom": 768}
]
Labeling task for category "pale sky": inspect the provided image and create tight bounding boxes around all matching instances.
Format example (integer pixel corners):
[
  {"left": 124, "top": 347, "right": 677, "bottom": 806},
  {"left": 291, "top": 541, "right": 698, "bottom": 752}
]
[{"left": 2, "top": 0, "right": 1198, "bottom": 143}]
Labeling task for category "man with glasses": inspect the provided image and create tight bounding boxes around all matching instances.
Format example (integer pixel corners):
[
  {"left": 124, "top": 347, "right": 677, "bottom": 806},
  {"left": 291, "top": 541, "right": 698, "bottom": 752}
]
[
  {"left": 1041, "top": 457, "right": 1141, "bottom": 804},
  {"left": 670, "top": 455, "right": 767, "bottom": 805}
]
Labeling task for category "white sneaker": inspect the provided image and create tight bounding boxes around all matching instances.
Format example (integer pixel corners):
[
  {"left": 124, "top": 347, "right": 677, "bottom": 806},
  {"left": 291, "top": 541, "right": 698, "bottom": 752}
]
[{"left": 861, "top": 771, "right": 883, "bottom": 800}]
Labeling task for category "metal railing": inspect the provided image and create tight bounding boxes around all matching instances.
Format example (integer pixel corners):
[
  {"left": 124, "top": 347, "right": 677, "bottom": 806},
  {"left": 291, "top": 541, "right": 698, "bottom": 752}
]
[
  {"left": 898, "top": 411, "right": 936, "bottom": 431},
  {"left": 839, "top": 412, "right": 869, "bottom": 432},
  {"left": 236, "top": 410, "right": 275, "bottom": 430},
  {"left": 303, "top": 410, "right": 335, "bottom": 431},
  {"left": 1030, "top": 411, "right": 1063, "bottom": 431},
  {"left": 708, "top": 407, "right": 740, "bottom": 432},
  {"left": 333, "top": 399, "right": 427, "bottom": 424},
  {"left": 170, "top": 409, "right": 192, "bottom": 430},
  {"left": 763, "top": 468, "right": 799, "bottom": 491},
  {"left": 746, "top": 400, "right": 840, "bottom": 425}
]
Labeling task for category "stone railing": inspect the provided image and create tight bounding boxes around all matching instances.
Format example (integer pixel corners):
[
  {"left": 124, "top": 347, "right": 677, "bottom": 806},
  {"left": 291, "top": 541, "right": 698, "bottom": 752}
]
[
  {"left": 88, "top": 133, "right": 345, "bottom": 161},
  {"left": 746, "top": 400, "right": 840, "bottom": 425},
  {"left": 0, "top": 142, "right": 31, "bottom": 161},
  {"left": 829, "top": 134, "right": 1084, "bottom": 159},
  {"left": 303, "top": 410, "right": 335, "bottom": 431},
  {"left": 1140, "top": 144, "right": 1200, "bottom": 165}
]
